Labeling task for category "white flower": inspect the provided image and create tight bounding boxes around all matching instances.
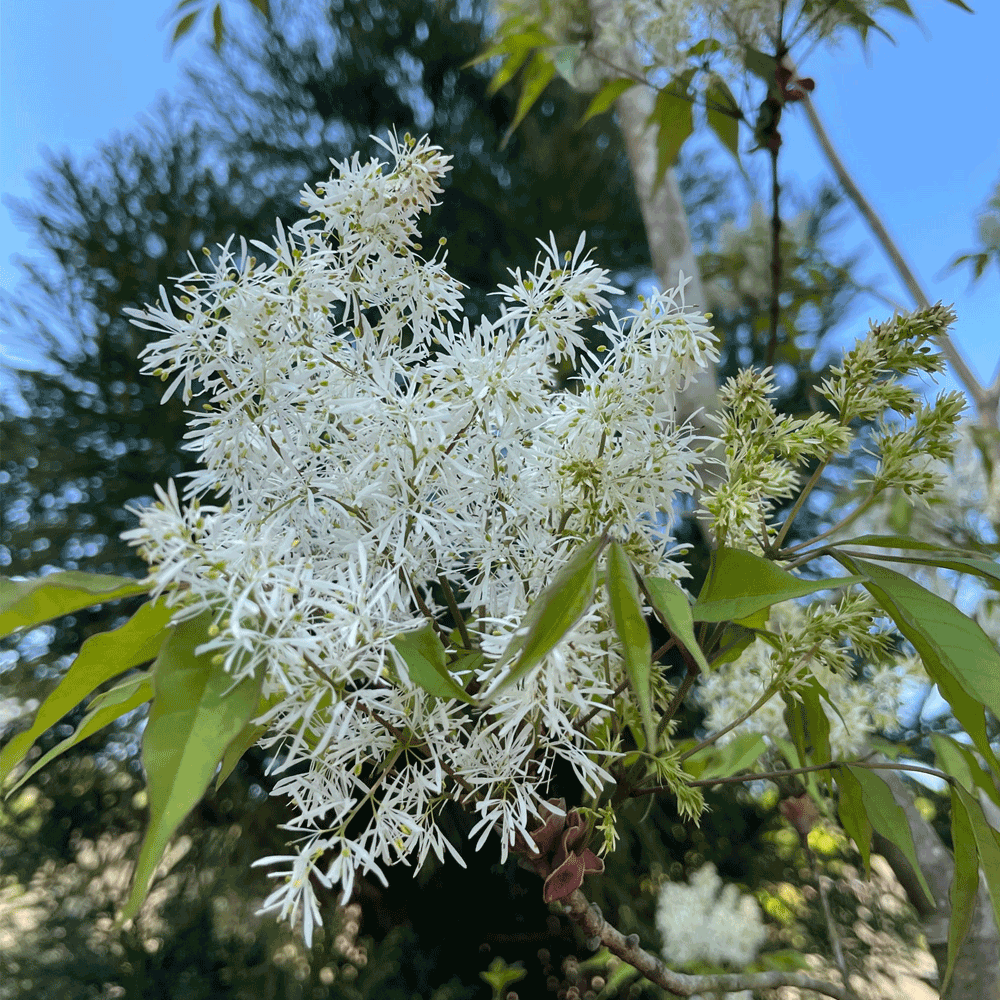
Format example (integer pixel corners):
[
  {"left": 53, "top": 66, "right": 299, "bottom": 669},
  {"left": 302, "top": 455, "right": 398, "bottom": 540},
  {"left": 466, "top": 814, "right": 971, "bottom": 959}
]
[{"left": 656, "top": 863, "right": 767, "bottom": 969}]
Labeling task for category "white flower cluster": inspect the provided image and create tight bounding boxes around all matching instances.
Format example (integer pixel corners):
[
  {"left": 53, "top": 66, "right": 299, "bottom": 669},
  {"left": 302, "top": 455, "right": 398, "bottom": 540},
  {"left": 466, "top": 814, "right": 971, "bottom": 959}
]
[
  {"left": 694, "top": 601, "right": 917, "bottom": 758},
  {"left": 656, "top": 862, "right": 767, "bottom": 970},
  {"left": 123, "top": 131, "right": 718, "bottom": 944}
]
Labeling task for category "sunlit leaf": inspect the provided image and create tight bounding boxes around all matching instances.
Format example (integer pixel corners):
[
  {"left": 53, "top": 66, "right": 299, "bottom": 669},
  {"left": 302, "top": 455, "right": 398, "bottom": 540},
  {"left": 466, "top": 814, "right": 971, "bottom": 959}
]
[
  {"left": 783, "top": 675, "right": 833, "bottom": 777},
  {"left": 835, "top": 534, "right": 1000, "bottom": 588},
  {"left": 650, "top": 82, "right": 693, "bottom": 190},
  {"left": 461, "top": 29, "right": 553, "bottom": 69},
  {"left": 606, "top": 542, "right": 655, "bottom": 750},
  {"left": 704, "top": 74, "right": 741, "bottom": 164},
  {"left": 120, "top": 610, "right": 264, "bottom": 922},
  {"left": 577, "top": 78, "right": 637, "bottom": 128},
  {"left": 501, "top": 51, "right": 557, "bottom": 148},
  {"left": 643, "top": 576, "right": 710, "bottom": 672},
  {"left": 682, "top": 733, "right": 766, "bottom": 781},
  {"left": 692, "top": 548, "right": 861, "bottom": 622},
  {"left": 7, "top": 672, "right": 153, "bottom": 795},
  {"left": 836, "top": 766, "right": 873, "bottom": 875},
  {"left": 842, "top": 556, "right": 1000, "bottom": 722},
  {"left": 487, "top": 47, "right": 532, "bottom": 97},
  {"left": 933, "top": 733, "right": 1000, "bottom": 811},
  {"left": 954, "top": 784, "right": 1000, "bottom": 938},
  {"left": 0, "top": 599, "right": 172, "bottom": 783},
  {"left": 942, "top": 786, "right": 979, "bottom": 994},
  {"left": 846, "top": 764, "right": 934, "bottom": 906},
  {"left": 482, "top": 536, "right": 604, "bottom": 701},
  {"left": 215, "top": 718, "right": 269, "bottom": 790},
  {"left": 1, "top": 571, "right": 150, "bottom": 638}
]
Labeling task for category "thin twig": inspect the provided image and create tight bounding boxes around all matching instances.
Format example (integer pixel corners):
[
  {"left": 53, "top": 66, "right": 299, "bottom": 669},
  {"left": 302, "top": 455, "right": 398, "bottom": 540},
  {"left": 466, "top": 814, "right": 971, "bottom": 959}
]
[
  {"left": 677, "top": 679, "right": 782, "bottom": 763},
  {"left": 771, "top": 456, "right": 830, "bottom": 552},
  {"left": 659, "top": 667, "right": 698, "bottom": 735},
  {"left": 637, "top": 759, "right": 953, "bottom": 794}
]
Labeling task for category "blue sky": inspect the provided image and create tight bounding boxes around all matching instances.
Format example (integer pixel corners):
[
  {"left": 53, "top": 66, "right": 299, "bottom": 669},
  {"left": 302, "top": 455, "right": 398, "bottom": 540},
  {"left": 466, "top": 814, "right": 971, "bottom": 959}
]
[{"left": 2, "top": 1, "right": 998, "bottom": 402}]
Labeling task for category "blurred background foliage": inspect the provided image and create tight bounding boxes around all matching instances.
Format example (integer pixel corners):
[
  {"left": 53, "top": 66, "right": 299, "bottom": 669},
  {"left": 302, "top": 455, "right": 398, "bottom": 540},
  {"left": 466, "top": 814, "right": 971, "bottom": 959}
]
[{"left": 0, "top": 1, "right": 927, "bottom": 997}]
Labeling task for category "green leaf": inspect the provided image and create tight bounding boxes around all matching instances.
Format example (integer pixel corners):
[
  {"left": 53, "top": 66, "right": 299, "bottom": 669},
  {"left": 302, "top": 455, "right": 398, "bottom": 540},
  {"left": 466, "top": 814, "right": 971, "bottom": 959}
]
[
  {"left": 682, "top": 733, "right": 766, "bottom": 781},
  {"left": 480, "top": 956, "right": 527, "bottom": 997},
  {"left": 773, "top": 734, "right": 826, "bottom": 809},
  {"left": 482, "top": 537, "right": 604, "bottom": 702},
  {"left": 391, "top": 625, "right": 473, "bottom": 704},
  {"left": 1, "top": 571, "right": 150, "bottom": 638},
  {"left": 836, "top": 766, "right": 874, "bottom": 875},
  {"left": 708, "top": 622, "right": 759, "bottom": 666},
  {"left": 835, "top": 534, "right": 1000, "bottom": 588},
  {"left": 704, "top": 75, "right": 741, "bottom": 164},
  {"left": 215, "top": 721, "right": 269, "bottom": 790},
  {"left": 887, "top": 492, "right": 915, "bottom": 533},
  {"left": 7, "top": 672, "right": 153, "bottom": 795},
  {"left": 487, "top": 47, "right": 531, "bottom": 97},
  {"left": 0, "top": 599, "right": 172, "bottom": 784},
  {"left": 643, "top": 576, "right": 710, "bottom": 672},
  {"left": 248, "top": 0, "right": 270, "bottom": 16},
  {"left": 461, "top": 29, "right": 553, "bottom": 69},
  {"left": 120, "top": 610, "right": 265, "bottom": 922},
  {"left": 692, "top": 548, "right": 862, "bottom": 623},
  {"left": 842, "top": 556, "right": 1000, "bottom": 724},
  {"left": 743, "top": 46, "right": 777, "bottom": 85},
  {"left": 954, "top": 784, "right": 1000, "bottom": 941},
  {"left": 882, "top": 0, "right": 916, "bottom": 15},
  {"left": 846, "top": 765, "right": 934, "bottom": 907},
  {"left": 577, "top": 78, "right": 637, "bottom": 128},
  {"left": 501, "top": 50, "right": 556, "bottom": 147},
  {"left": 933, "top": 733, "right": 1000, "bottom": 811},
  {"left": 942, "top": 786, "right": 979, "bottom": 995},
  {"left": 171, "top": 9, "right": 200, "bottom": 47},
  {"left": 212, "top": 3, "right": 223, "bottom": 51},
  {"left": 942, "top": 0, "right": 974, "bottom": 10},
  {"left": 687, "top": 38, "right": 723, "bottom": 57},
  {"left": 606, "top": 542, "right": 655, "bottom": 751},
  {"left": 551, "top": 43, "right": 584, "bottom": 85},
  {"left": 831, "top": 0, "right": 894, "bottom": 41},
  {"left": 783, "top": 676, "right": 833, "bottom": 775},
  {"left": 650, "top": 83, "right": 694, "bottom": 189}
]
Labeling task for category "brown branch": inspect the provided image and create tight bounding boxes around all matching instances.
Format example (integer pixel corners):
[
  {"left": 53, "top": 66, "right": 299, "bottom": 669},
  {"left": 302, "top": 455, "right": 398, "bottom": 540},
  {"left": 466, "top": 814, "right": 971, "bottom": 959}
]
[{"left": 557, "top": 886, "right": 854, "bottom": 1000}]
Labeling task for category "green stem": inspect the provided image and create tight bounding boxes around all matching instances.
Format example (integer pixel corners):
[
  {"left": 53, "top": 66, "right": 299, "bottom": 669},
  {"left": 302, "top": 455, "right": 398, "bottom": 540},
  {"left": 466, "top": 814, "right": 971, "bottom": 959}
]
[
  {"left": 778, "top": 493, "right": 877, "bottom": 558},
  {"left": 770, "top": 457, "right": 830, "bottom": 553}
]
